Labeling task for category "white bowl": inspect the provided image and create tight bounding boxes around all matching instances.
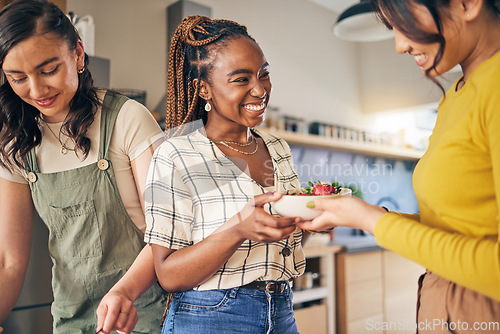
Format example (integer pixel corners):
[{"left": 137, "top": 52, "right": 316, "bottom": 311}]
[{"left": 273, "top": 187, "right": 352, "bottom": 220}]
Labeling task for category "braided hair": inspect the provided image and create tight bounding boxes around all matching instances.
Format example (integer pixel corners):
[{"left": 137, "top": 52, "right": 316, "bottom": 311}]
[{"left": 165, "top": 15, "right": 254, "bottom": 137}]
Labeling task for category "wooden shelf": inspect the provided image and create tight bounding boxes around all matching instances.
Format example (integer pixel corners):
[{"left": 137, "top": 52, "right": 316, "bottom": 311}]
[{"left": 261, "top": 128, "right": 424, "bottom": 161}]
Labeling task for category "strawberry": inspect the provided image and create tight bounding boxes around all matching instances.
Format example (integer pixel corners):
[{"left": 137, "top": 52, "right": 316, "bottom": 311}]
[
  {"left": 313, "top": 183, "right": 334, "bottom": 195},
  {"left": 296, "top": 181, "right": 340, "bottom": 196}
]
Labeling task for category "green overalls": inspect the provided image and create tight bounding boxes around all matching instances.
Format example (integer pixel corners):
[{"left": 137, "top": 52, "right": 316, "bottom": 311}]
[{"left": 25, "top": 91, "right": 166, "bottom": 333}]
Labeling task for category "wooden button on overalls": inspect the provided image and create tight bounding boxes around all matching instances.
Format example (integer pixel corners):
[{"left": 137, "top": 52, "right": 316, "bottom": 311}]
[
  {"left": 97, "top": 159, "right": 109, "bottom": 170},
  {"left": 27, "top": 172, "right": 37, "bottom": 183}
]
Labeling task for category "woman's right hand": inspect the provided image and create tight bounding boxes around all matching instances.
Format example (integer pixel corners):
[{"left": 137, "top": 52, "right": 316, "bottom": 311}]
[
  {"left": 295, "top": 196, "right": 386, "bottom": 235},
  {"left": 95, "top": 290, "right": 138, "bottom": 334},
  {"left": 95, "top": 245, "right": 157, "bottom": 333},
  {"left": 233, "top": 192, "right": 299, "bottom": 243}
]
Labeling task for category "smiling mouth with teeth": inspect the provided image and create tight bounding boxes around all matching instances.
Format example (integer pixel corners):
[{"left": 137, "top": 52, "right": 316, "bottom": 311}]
[
  {"left": 414, "top": 54, "right": 427, "bottom": 61},
  {"left": 244, "top": 102, "right": 266, "bottom": 111}
]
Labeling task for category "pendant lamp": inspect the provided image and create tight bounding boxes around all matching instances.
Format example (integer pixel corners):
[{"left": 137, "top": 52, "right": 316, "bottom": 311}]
[{"left": 333, "top": 0, "right": 394, "bottom": 42}]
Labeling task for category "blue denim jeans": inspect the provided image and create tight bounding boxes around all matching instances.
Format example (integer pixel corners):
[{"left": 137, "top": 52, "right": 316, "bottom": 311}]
[{"left": 162, "top": 283, "right": 299, "bottom": 334}]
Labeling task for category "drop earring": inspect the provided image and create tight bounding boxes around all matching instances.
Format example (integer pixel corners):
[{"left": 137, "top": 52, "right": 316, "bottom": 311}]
[{"left": 205, "top": 102, "right": 212, "bottom": 112}]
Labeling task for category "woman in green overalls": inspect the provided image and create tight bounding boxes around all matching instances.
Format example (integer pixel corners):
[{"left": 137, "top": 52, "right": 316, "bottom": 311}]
[{"left": 0, "top": 0, "right": 166, "bottom": 332}]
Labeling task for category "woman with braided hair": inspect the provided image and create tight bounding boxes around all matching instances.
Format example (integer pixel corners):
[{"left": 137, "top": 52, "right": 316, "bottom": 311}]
[{"left": 96, "top": 15, "right": 305, "bottom": 334}]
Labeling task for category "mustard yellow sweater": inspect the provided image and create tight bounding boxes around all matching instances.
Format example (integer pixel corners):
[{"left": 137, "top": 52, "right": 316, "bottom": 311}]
[{"left": 375, "top": 52, "right": 500, "bottom": 301}]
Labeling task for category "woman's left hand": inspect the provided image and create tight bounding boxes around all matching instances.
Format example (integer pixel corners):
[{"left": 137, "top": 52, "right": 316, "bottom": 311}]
[{"left": 295, "top": 196, "right": 386, "bottom": 235}]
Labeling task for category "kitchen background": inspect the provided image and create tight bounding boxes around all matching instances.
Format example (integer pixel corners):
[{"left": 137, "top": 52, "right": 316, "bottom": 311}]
[
  {"left": 65, "top": 0, "right": 460, "bottom": 212},
  {"left": 2, "top": 0, "right": 462, "bottom": 333},
  {"left": 67, "top": 0, "right": 460, "bottom": 143}
]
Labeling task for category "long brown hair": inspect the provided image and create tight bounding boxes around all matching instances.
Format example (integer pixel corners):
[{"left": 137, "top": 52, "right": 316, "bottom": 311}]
[
  {"left": 165, "top": 15, "right": 255, "bottom": 137},
  {"left": 0, "top": 0, "right": 99, "bottom": 172}
]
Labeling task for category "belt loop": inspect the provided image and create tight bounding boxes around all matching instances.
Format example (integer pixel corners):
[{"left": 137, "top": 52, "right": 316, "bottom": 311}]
[{"left": 229, "top": 287, "right": 239, "bottom": 298}]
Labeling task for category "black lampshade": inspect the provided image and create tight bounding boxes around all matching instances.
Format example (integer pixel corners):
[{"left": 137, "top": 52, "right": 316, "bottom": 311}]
[{"left": 333, "top": 1, "right": 393, "bottom": 42}]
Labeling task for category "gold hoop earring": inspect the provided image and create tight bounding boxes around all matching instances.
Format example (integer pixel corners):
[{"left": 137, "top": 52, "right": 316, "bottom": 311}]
[
  {"left": 77, "top": 67, "right": 85, "bottom": 74},
  {"left": 205, "top": 102, "right": 212, "bottom": 112}
]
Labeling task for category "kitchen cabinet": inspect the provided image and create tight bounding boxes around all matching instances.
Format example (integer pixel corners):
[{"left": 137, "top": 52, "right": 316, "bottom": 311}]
[
  {"left": 293, "top": 243, "right": 342, "bottom": 334},
  {"left": 336, "top": 250, "right": 384, "bottom": 334},
  {"left": 383, "top": 251, "right": 425, "bottom": 334},
  {"left": 262, "top": 129, "right": 423, "bottom": 161},
  {"left": 335, "top": 250, "right": 425, "bottom": 334}
]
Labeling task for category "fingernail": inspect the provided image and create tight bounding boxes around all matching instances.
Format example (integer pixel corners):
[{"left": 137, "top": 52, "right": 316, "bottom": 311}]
[{"left": 306, "top": 201, "right": 315, "bottom": 208}]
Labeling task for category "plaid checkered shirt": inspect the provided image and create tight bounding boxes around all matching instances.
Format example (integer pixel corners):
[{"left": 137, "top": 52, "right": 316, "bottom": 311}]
[{"left": 144, "top": 127, "right": 305, "bottom": 290}]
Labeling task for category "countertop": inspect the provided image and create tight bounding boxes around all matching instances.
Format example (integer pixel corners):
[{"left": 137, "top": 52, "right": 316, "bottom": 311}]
[{"left": 329, "top": 227, "right": 382, "bottom": 254}]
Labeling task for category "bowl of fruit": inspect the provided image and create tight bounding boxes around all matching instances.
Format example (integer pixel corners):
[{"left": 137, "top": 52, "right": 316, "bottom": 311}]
[{"left": 274, "top": 181, "right": 352, "bottom": 220}]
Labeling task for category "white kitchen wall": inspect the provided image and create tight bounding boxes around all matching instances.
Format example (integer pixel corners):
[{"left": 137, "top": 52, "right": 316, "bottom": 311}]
[
  {"left": 66, "top": 0, "right": 384, "bottom": 129},
  {"left": 195, "top": 0, "right": 367, "bottom": 127},
  {"left": 359, "top": 39, "right": 461, "bottom": 113},
  {"left": 67, "top": 0, "right": 173, "bottom": 111}
]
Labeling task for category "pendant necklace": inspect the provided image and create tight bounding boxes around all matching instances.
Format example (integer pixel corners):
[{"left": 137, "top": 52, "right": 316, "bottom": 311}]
[
  {"left": 214, "top": 135, "right": 259, "bottom": 155},
  {"left": 43, "top": 122, "right": 72, "bottom": 155}
]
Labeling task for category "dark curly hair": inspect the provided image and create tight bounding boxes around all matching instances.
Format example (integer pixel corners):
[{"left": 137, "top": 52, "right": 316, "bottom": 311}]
[
  {"left": 165, "top": 15, "right": 256, "bottom": 137},
  {"left": 0, "top": 0, "right": 100, "bottom": 172},
  {"left": 371, "top": 0, "right": 500, "bottom": 92}
]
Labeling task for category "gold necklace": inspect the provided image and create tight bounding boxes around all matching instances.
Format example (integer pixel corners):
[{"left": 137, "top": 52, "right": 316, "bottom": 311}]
[
  {"left": 220, "top": 135, "right": 255, "bottom": 147},
  {"left": 43, "top": 122, "right": 72, "bottom": 155},
  {"left": 215, "top": 138, "right": 259, "bottom": 155}
]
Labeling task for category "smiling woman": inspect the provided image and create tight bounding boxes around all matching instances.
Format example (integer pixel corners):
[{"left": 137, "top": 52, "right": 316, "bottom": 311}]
[
  {"left": 295, "top": 0, "right": 500, "bottom": 332},
  {"left": 0, "top": 0, "right": 166, "bottom": 333},
  {"left": 2, "top": 34, "right": 82, "bottom": 122}
]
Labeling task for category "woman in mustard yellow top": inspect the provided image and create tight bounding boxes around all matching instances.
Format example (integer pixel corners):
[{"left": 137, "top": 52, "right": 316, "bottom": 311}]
[{"left": 297, "top": 0, "right": 500, "bottom": 332}]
